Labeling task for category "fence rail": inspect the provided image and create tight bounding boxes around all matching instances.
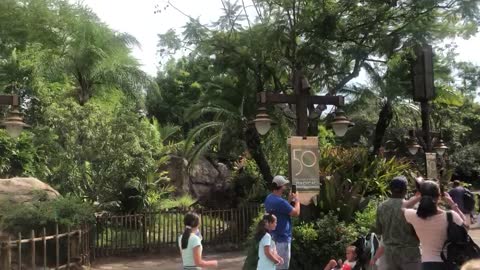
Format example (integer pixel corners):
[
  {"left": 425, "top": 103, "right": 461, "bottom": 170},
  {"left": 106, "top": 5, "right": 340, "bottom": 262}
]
[
  {"left": 0, "top": 206, "right": 262, "bottom": 268},
  {"left": 94, "top": 206, "right": 262, "bottom": 257},
  {"left": 0, "top": 224, "right": 91, "bottom": 270}
]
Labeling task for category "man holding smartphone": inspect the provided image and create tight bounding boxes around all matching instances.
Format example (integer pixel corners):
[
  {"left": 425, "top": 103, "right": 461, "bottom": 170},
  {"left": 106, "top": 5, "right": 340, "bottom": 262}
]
[{"left": 264, "top": 175, "right": 301, "bottom": 269}]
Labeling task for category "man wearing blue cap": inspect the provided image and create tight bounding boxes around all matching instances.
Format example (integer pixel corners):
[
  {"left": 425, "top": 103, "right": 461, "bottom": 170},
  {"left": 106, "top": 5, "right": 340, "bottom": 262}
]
[
  {"left": 264, "top": 175, "right": 300, "bottom": 270},
  {"left": 374, "top": 176, "right": 421, "bottom": 270}
]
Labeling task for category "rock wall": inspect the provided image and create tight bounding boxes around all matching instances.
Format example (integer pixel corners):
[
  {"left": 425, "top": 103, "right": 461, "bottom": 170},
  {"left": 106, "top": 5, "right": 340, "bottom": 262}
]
[{"left": 164, "top": 155, "right": 234, "bottom": 207}]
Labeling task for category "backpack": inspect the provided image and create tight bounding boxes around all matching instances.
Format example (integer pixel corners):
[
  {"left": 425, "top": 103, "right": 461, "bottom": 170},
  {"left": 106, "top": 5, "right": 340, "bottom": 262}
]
[
  {"left": 463, "top": 189, "right": 475, "bottom": 213},
  {"left": 441, "top": 211, "right": 480, "bottom": 268}
]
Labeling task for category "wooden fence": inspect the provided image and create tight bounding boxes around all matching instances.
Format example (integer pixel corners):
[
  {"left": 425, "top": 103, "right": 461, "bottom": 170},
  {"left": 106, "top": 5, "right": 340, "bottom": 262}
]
[
  {"left": 0, "top": 206, "right": 262, "bottom": 268},
  {"left": 94, "top": 206, "right": 262, "bottom": 257},
  {"left": 0, "top": 225, "right": 91, "bottom": 270}
]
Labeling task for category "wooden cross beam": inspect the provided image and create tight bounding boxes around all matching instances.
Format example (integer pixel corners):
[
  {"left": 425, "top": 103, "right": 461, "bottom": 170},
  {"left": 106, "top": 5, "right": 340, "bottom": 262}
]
[
  {"left": 257, "top": 71, "right": 344, "bottom": 137},
  {"left": 0, "top": 95, "right": 19, "bottom": 106}
]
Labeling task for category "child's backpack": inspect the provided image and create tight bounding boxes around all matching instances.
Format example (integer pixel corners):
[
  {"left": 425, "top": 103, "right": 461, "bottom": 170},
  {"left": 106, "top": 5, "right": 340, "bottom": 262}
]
[
  {"left": 463, "top": 189, "right": 476, "bottom": 213},
  {"left": 441, "top": 211, "right": 480, "bottom": 268}
]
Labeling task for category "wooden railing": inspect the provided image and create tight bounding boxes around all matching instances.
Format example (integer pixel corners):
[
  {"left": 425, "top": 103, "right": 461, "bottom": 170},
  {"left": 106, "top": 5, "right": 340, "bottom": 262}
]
[
  {"left": 0, "top": 206, "right": 262, "bottom": 268},
  {"left": 0, "top": 225, "right": 91, "bottom": 270},
  {"left": 94, "top": 206, "right": 262, "bottom": 257}
]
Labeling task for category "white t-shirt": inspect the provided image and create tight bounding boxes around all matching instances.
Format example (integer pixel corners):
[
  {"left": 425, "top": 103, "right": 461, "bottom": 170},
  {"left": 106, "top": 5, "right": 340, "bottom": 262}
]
[
  {"left": 404, "top": 209, "right": 463, "bottom": 262},
  {"left": 179, "top": 234, "right": 202, "bottom": 267},
  {"left": 257, "top": 233, "right": 276, "bottom": 270}
]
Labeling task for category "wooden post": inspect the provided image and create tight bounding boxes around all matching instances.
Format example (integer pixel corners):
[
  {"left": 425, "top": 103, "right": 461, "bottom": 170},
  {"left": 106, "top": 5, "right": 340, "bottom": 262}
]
[
  {"left": 31, "top": 230, "right": 35, "bottom": 270},
  {"left": 55, "top": 224, "right": 59, "bottom": 270},
  {"left": 142, "top": 214, "right": 147, "bottom": 252},
  {"left": 43, "top": 228, "right": 47, "bottom": 270},
  {"left": 78, "top": 228, "right": 83, "bottom": 264},
  {"left": 67, "top": 226, "right": 71, "bottom": 270},
  {"left": 18, "top": 232, "right": 22, "bottom": 270},
  {"left": 1, "top": 237, "right": 11, "bottom": 270}
]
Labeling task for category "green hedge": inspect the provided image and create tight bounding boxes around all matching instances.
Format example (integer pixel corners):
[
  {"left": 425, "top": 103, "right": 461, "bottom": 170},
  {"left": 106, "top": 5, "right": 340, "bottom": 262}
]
[{"left": 0, "top": 195, "right": 95, "bottom": 234}]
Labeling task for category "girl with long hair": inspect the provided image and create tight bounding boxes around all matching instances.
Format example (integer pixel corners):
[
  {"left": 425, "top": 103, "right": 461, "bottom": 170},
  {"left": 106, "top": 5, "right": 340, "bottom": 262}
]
[
  {"left": 179, "top": 212, "right": 218, "bottom": 269},
  {"left": 403, "top": 180, "right": 466, "bottom": 270},
  {"left": 255, "top": 213, "right": 283, "bottom": 270}
]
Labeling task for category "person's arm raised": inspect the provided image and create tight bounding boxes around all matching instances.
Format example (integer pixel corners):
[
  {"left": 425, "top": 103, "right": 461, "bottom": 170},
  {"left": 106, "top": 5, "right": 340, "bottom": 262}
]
[
  {"left": 193, "top": 245, "right": 218, "bottom": 268},
  {"left": 402, "top": 192, "right": 421, "bottom": 208},
  {"left": 289, "top": 193, "right": 301, "bottom": 217},
  {"left": 443, "top": 192, "right": 467, "bottom": 225}
]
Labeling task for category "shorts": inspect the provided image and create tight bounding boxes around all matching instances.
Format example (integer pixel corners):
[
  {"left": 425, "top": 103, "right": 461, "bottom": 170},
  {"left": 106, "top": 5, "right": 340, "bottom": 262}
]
[{"left": 275, "top": 242, "right": 291, "bottom": 270}]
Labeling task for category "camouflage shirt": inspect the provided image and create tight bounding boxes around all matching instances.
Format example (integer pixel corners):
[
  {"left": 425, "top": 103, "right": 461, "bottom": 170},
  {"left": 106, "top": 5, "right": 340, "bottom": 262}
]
[{"left": 375, "top": 198, "right": 420, "bottom": 250}]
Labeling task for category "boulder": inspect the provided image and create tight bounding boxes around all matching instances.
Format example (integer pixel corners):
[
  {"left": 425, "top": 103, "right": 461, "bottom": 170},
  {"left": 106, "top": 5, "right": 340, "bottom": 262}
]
[
  {"left": 162, "top": 155, "right": 234, "bottom": 207},
  {"left": 162, "top": 155, "right": 190, "bottom": 194},
  {"left": 0, "top": 177, "right": 60, "bottom": 203},
  {"left": 190, "top": 158, "right": 219, "bottom": 185}
]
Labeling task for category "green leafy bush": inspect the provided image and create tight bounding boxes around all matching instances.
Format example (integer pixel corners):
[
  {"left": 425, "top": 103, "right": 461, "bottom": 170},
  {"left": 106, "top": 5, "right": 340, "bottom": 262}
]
[
  {"left": 450, "top": 143, "right": 480, "bottom": 182},
  {"left": 0, "top": 196, "right": 95, "bottom": 234},
  {"left": 290, "top": 213, "right": 358, "bottom": 270},
  {"left": 316, "top": 147, "right": 411, "bottom": 221},
  {"left": 352, "top": 199, "right": 378, "bottom": 236},
  {"left": 232, "top": 159, "right": 268, "bottom": 207}
]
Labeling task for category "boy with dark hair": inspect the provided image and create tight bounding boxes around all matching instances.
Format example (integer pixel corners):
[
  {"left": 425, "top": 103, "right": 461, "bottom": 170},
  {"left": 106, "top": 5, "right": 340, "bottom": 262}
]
[{"left": 374, "top": 176, "right": 421, "bottom": 270}]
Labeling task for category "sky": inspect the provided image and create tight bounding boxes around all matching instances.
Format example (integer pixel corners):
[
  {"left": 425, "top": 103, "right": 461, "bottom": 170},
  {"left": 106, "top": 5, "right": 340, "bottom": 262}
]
[{"left": 79, "top": 0, "right": 480, "bottom": 88}]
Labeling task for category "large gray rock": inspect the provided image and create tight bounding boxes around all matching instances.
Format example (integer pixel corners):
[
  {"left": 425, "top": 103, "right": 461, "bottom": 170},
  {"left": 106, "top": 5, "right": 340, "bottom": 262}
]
[
  {"left": 162, "top": 155, "right": 190, "bottom": 194},
  {"left": 190, "top": 158, "right": 219, "bottom": 185},
  {"left": 163, "top": 155, "right": 234, "bottom": 207},
  {"left": 0, "top": 177, "right": 60, "bottom": 203}
]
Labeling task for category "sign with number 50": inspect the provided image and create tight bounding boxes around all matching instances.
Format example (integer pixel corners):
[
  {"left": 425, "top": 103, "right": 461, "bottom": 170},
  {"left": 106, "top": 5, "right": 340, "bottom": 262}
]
[{"left": 288, "top": 137, "right": 320, "bottom": 191}]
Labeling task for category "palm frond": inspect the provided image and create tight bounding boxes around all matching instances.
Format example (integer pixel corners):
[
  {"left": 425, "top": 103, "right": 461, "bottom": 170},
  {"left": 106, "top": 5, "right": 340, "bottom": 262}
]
[
  {"left": 184, "top": 121, "right": 224, "bottom": 154},
  {"left": 186, "top": 133, "right": 222, "bottom": 166}
]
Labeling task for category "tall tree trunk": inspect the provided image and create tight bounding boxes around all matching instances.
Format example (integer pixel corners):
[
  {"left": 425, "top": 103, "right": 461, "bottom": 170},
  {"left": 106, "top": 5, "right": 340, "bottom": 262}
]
[
  {"left": 245, "top": 126, "right": 273, "bottom": 184},
  {"left": 371, "top": 100, "right": 393, "bottom": 158}
]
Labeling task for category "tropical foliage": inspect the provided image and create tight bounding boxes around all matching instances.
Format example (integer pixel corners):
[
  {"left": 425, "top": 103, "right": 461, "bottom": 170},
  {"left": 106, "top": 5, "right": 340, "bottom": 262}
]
[{"left": 1, "top": 3, "right": 480, "bottom": 264}]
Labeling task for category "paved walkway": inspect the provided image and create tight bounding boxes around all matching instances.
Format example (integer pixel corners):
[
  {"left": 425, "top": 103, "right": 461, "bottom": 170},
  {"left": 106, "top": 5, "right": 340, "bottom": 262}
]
[
  {"left": 90, "top": 251, "right": 246, "bottom": 270},
  {"left": 90, "top": 228, "right": 480, "bottom": 270}
]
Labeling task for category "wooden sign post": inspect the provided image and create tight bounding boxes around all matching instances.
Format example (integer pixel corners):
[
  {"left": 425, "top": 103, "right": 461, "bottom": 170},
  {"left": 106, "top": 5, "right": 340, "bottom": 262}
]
[
  {"left": 288, "top": 136, "right": 320, "bottom": 205},
  {"left": 425, "top": 152, "right": 438, "bottom": 180}
]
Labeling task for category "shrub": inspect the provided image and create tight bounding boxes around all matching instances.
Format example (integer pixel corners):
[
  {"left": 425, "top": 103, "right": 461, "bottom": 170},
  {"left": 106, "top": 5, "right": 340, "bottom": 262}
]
[
  {"left": 316, "top": 147, "right": 412, "bottom": 221},
  {"left": 290, "top": 212, "right": 358, "bottom": 270},
  {"left": 0, "top": 196, "right": 95, "bottom": 234},
  {"left": 352, "top": 199, "right": 378, "bottom": 236},
  {"left": 232, "top": 159, "right": 268, "bottom": 207}
]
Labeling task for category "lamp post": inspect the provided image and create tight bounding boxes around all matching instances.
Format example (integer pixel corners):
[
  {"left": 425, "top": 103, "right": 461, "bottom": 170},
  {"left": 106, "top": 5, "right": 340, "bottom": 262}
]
[
  {"left": 0, "top": 94, "right": 29, "bottom": 138},
  {"left": 409, "top": 44, "right": 449, "bottom": 180},
  {"left": 253, "top": 70, "right": 352, "bottom": 137}
]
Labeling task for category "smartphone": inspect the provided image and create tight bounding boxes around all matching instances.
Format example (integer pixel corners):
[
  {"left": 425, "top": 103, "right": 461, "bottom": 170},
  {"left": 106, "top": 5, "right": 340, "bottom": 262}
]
[
  {"left": 439, "top": 181, "right": 445, "bottom": 197},
  {"left": 290, "top": 185, "right": 297, "bottom": 207}
]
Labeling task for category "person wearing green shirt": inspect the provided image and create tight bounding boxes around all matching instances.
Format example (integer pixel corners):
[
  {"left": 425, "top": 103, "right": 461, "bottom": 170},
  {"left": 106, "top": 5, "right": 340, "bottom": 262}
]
[{"left": 374, "top": 176, "right": 421, "bottom": 270}]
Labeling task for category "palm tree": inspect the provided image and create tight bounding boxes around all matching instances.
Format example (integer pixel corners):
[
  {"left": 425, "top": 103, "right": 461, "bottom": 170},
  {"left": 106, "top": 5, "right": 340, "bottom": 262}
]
[
  {"left": 59, "top": 17, "right": 149, "bottom": 105},
  {"left": 183, "top": 83, "right": 274, "bottom": 183}
]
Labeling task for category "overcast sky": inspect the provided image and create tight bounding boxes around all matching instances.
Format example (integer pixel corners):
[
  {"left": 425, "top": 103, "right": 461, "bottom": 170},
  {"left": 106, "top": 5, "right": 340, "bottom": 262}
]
[{"left": 79, "top": 0, "right": 480, "bottom": 85}]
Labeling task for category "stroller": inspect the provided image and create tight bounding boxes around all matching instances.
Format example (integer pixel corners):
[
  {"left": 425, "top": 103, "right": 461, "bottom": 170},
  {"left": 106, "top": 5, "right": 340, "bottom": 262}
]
[{"left": 351, "top": 232, "right": 380, "bottom": 270}]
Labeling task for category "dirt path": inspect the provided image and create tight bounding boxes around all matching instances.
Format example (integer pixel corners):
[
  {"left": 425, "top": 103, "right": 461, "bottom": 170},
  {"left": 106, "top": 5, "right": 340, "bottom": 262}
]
[{"left": 90, "top": 251, "right": 246, "bottom": 270}]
